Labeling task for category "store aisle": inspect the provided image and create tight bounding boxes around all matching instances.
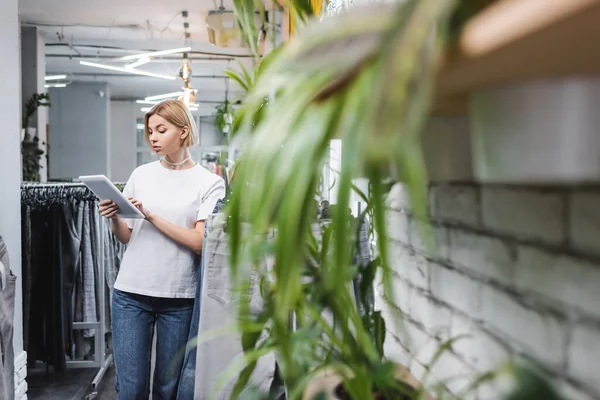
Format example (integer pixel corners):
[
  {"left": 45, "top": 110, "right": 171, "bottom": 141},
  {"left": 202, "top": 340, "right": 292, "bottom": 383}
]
[{"left": 28, "top": 363, "right": 97, "bottom": 400}]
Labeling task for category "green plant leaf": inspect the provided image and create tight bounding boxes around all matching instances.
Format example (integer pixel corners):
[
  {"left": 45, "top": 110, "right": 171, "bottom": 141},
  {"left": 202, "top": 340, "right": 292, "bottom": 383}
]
[{"left": 504, "top": 363, "right": 567, "bottom": 400}]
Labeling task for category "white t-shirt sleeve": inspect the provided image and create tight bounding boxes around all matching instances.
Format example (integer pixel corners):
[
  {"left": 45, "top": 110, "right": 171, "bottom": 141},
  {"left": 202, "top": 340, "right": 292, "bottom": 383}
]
[
  {"left": 121, "top": 170, "right": 136, "bottom": 229},
  {"left": 197, "top": 176, "right": 226, "bottom": 221}
]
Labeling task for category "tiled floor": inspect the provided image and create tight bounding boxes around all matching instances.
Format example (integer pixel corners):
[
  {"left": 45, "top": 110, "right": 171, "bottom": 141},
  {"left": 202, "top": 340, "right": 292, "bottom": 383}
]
[
  {"left": 27, "top": 362, "right": 117, "bottom": 400},
  {"left": 28, "top": 363, "right": 97, "bottom": 400},
  {"left": 84, "top": 365, "right": 117, "bottom": 400}
]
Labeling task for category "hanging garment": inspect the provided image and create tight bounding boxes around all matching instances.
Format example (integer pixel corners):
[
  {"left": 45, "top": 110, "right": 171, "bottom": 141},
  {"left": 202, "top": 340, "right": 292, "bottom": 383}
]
[
  {"left": 74, "top": 200, "right": 100, "bottom": 359},
  {"left": 102, "top": 225, "right": 125, "bottom": 332},
  {"left": 21, "top": 184, "right": 115, "bottom": 372},
  {"left": 177, "top": 200, "right": 223, "bottom": 399},
  {"left": 23, "top": 203, "right": 81, "bottom": 371},
  {"left": 353, "top": 215, "right": 374, "bottom": 316},
  {"left": 0, "top": 236, "right": 17, "bottom": 399},
  {"left": 20, "top": 204, "right": 33, "bottom": 352},
  {"left": 193, "top": 213, "right": 276, "bottom": 399}
]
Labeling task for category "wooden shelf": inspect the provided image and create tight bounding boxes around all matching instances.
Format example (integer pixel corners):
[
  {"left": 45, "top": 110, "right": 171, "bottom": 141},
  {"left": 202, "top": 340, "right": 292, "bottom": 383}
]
[{"left": 434, "top": 0, "right": 600, "bottom": 115}]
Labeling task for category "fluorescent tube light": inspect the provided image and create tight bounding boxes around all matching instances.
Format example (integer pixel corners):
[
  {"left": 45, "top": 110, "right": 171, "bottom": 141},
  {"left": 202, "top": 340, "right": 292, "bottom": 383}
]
[
  {"left": 136, "top": 100, "right": 159, "bottom": 105},
  {"left": 45, "top": 83, "right": 68, "bottom": 88},
  {"left": 144, "top": 92, "right": 183, "bottom": 101},
  {"left": 79, "top": 61, "right": 176, "bottom": 80},
  {"left": 125, "top": 57, "right": 151, "bottom": 69},
  {"left": 45, "top": 74, "right": 67, "bottom": 81},
  {"left": 122, "top": 47, "right": 192, "bottom": 61}
]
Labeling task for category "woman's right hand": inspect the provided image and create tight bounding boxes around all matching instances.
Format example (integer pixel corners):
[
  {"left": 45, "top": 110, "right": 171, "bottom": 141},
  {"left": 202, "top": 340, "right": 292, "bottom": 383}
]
[{"left": 98, "top": 199, "right": 120, "bottom": 219}]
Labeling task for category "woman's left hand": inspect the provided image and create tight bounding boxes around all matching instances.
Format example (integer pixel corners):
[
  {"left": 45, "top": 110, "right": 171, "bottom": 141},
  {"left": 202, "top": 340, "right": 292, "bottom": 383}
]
[{"left": 128, "top": 197, "right": 152, "bottom": 219}]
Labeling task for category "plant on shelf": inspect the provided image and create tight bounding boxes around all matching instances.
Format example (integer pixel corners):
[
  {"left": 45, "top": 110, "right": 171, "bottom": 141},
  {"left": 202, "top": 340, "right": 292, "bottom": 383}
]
[
  {"left": 21, "top": 93, "right": 51, "bottom": 182},
  {"left": 214, "top": 100, "right": 235, "bottom": 137},
  {"left": 220, "top": 0, "right": 570, "bottom": 399}
]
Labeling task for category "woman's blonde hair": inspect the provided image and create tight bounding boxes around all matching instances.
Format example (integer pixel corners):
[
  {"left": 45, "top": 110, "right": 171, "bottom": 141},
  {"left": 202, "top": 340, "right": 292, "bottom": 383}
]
[{"left": 144, "top": 99, "right": 199, "bottom": 147}]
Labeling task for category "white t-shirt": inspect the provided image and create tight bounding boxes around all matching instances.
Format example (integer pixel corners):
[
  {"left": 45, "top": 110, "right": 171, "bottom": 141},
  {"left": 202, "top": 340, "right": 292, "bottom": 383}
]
[{"left": 114, "top": 161, "right": 226, "bottom": 298}]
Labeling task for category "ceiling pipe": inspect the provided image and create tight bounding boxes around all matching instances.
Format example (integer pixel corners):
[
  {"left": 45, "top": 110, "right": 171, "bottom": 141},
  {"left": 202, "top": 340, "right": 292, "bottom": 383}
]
[
  {"left": 45, "top": 43, "right": 256, "bottom": 58},
  {"left": 45, "top": 54, "right": 235, "bottom": 62},
  {"left": 45, "top": 72, "right": 231, "bottom": 79},
  {"left": 111, "top": 97, "right": 240, "bottom": 104}
]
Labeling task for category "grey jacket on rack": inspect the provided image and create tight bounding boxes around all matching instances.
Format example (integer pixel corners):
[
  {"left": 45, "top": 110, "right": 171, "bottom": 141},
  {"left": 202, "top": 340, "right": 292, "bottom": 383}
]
[{"left": 194, "top": 213, "right": 276, "bottom": 399}]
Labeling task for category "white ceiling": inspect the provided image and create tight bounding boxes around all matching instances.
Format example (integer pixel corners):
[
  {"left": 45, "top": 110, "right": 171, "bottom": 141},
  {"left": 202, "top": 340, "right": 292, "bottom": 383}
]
[
  {"left": 19, "top": 0, "right": 234, "bottom": 42},
  {"left": 18, "top": 0, "right": 259, "bottom": 104}
]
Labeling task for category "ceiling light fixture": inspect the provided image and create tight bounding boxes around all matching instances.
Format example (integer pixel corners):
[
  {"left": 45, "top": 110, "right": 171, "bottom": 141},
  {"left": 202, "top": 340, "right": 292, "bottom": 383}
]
[
  {"left": 125, "top": 57, "right": 152, "bottom": 69},
  {"left": 142, "top": 105, "right": 198, "bottom": 113},
  {"left": 45, "top": 83, "right": 68, "bottom": 88},
  {"left": 79, "top": 61, "right": 176, "bottom": 80},
  {"left": 45, "top": 74, "right": 67, "bottom": 81},
  {"left": 144, "top": 91, "right": 184, "bottom": 101},
  {"left": 178, "top": 53, "right": 197, "bottom": 108},
  {"left": 121, "top": 47, "right": 192, "bottom": 61},
  {"left": 136, "top": 12, "right": 199, "bottom": 109}
]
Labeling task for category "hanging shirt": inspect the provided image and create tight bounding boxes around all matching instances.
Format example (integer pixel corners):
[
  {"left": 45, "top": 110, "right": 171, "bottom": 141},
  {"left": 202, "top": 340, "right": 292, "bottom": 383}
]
[{"left": 114, "top": 161, "right": 226, "bottom": 298}]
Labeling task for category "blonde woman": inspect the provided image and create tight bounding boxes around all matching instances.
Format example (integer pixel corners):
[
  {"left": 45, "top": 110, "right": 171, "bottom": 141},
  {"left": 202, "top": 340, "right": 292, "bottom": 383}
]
[{"left": 98, "top": 100, "right": 225, "bottom": 399}]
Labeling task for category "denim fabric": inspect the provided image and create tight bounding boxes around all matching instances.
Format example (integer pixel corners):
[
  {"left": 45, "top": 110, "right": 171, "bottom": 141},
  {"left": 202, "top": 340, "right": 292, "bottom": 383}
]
[
  {"left": 112, "top": 288, "right": 194, "bottom": 400},
  {"left": 75, "top": 201, "right": 99, "bottom": 341},
  {"left": 194, "top": 213, "right": 275, "bottom": 399},
  {"left": 0, "top": 237, "right": 16, "bottom": 400},
  {"left": 353, "top": 217, "right": 373, "bottom": 316},
  {"left": 103, "top": 226, "right": 126, "bottom": 333}
]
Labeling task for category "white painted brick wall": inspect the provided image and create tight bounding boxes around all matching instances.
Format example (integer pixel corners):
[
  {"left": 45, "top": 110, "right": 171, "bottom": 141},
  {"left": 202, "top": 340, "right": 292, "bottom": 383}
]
[
  {"left": 381, "top": 183, "right": 600, "bottom": 399},
  {"left": 399, "top": 320, "right": 442, "bottom": 371},
  {"left": 410, "top": 221, "right": 449, "bottom": 261},
  {"left": 407, "top": 289, "right": 452, "bottom": 341},
  {"left": 383, "top": 332, "right": 412, "bottom": 367},
  {"left": 386, "top": 209, "right": 410, "bottom": 244},
  {"left": 448, "top": 229, "right": 516, "bottom": 285},
  {"left": 479, "top": 285, "right": 568, "bottom": 367},
  {"left": 430, "top": 262, "right": 481, "bottom": 318},
  {"left": 481, "top": 187, "right": 565, "bottom": 244},
  {"left": 430, "top": 184, "right": 480, "bottom": 226},
  {"left": 568, "top": 324, "right": 600, "bottom": 396},
  {"left": 569, "top": 191, "right": 600, "bottom": 256},
  {"left": 450, "top": 314, "right": 511, "bottom": 373},
  {"left": 428, "top": 351, "right": 478, "bottom": 399},
  {"left": 386, "top": 183, "right": 411, "bottom": 212},
  {"left": 389, "top": 242, "right": 429, "bottom": 290},
  {"left": 14, "top": 351, "right": 27, "bottom": 400},
  {"left": 561, "top": 382, "right": 598, "bottom": 400},
  {"left": 514, "top": 246, "right": 600, "bottom": 319}
]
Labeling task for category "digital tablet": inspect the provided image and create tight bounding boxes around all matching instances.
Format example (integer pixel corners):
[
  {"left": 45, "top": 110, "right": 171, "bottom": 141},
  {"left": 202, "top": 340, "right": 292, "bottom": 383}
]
[{"left": 78, "top": 175, "right": 145, "bottom": 219}]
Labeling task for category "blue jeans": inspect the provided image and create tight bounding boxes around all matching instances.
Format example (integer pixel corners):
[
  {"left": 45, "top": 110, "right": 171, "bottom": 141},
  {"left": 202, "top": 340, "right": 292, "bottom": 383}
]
[{"left": 112, "top": 288, "right": 194, "bottom": 400}]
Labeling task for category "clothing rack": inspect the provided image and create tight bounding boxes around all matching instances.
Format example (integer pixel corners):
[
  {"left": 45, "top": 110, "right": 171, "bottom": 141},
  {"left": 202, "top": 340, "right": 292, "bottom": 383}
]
[{"left": 20, "top": 182, "right": 115, "bottom": 390}]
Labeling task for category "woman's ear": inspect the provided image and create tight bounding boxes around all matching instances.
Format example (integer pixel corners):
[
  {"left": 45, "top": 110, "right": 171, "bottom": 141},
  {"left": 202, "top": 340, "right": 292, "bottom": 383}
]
[{"left": 180, "top": 126, "right": 189, "bottom": 141}]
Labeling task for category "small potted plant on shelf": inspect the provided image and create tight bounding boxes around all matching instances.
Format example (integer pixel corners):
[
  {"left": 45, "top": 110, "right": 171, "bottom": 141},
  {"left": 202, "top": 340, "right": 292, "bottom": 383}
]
[
  {"left": 214, "top": 100, "right": 235, "bottom": 137},
  {"left": 21, "top": 92, "right": 51, "bottom": 182}
]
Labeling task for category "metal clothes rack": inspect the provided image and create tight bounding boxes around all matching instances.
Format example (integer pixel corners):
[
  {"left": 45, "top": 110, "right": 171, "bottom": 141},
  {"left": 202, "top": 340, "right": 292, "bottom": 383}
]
[{"left": 21, "top": 182, "right": 115, "bottom": 389}]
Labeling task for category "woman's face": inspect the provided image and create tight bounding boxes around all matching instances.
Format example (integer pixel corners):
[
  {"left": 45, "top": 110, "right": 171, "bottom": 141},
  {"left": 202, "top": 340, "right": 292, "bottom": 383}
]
[{"left": 147, "top": 114, "right": 188, "bottom": 156}]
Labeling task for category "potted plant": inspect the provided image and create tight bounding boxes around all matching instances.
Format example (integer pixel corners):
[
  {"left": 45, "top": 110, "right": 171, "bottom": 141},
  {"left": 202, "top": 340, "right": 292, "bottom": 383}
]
[
  {"left": 219, "top": 0, "right": 572, "bottom": 399},
  {"left": 21, "top": 93, "right": 51, "bottom": 182},
  {"left": 214, "top": 100, "right": 235, "bottom": 137},
  {"left": 22, "top": 92, "right": 51, "bottom": 141}
]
